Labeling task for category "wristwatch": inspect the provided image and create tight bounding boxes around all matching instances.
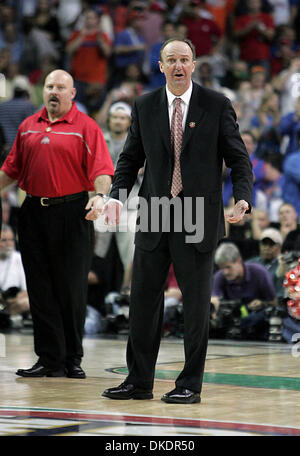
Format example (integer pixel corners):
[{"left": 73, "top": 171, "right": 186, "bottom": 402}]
[{"left": 96, "top": 193, "right": 109, "bottom": 201}]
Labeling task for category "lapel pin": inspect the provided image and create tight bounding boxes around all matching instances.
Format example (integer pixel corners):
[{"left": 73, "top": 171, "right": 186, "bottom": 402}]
[{"left": 189, "top": 122, "right": 196, "bottom": 128}]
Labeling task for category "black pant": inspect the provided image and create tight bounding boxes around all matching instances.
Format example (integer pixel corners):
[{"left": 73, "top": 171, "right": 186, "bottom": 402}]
[
  {"left": 18, "top": 194, "right": 94, "bottom": 369},
  {"left": 126, "top": 228, "right": 215, "bottom": 393}
]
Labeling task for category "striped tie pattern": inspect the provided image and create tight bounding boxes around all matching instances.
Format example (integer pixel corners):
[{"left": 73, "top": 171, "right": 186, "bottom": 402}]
[{"left": 170, "top": 97, "right": 183, "bottom": 198}]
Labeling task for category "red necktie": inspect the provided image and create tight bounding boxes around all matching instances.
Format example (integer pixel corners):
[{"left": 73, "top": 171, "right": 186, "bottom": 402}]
[{"left": 170, "top": 97, "right": 183, "bottom": 198}]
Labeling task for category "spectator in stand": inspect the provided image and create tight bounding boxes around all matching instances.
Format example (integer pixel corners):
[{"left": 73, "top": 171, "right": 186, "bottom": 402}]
[
  {"left": 193, "top": 58, "right": 221, "bottom": 91},
  {"left": 273, "top": 57, "right": 300, "bottom": 116},
  {"left": 101, "top": 0, "right": 128, "bottom": 36},
  {"left": 278, "top": 95, "right": 300, "bottom": 157},
  {"left": 0, "top": 22, "right": 24, "bottom": 64},
  {"left": 248, "top": 227, "right": 284, "bottom": 297},
  {"left": 112, "top": 10, "right": 146, "bottom": 86},
  {"left": 0, "top": 3, "right": 16, "bottom": 33},
  {"left": 250, "top": 91, "right": 281, "bottom": 152},
  {"left": 180, "top": 0, "right": 222, "bottom": 58},
  {"left": 0, "top": 48, "right": 11, "bottom": 82},
  {"left": 222, "top": 60, "right": 250, "bottom": 91},
  {"left": 233, "top": 0, "right": 275, "bottom": 74},
  {"left": 95, "top": 82, "right": 138, "bottom": 128},
  {"left": 0, "top": 224, "right": 29, "bottom": 328},
  {"left": 0, "top": 76, "right": 35, "bottom": 154},
  {"left": 66, "top": 8, "right": 112, "bottom": 108},
  {"left": 149, "top": 20, "right": 176, "bottom": 89},
  {"left": 250, "top": 208, "right": 271, "bottom": 239},
  {"left": 211, "top": 242, "right": 277, "bottom": 340},
  {"left": 29, "top": 0, "right": 62, "bottom": 54},
  {"left": 138, "top": 0, "right": 165, "bottom": 52},
  {"left": 237, "top": 65, "right": 273, "bottom": 129},
  {"left": 205, "top": 0, "right": 236, "bottom": 33},
  {"left": 282, "top": 130, "right": 300, "bottom": 216},
  {"left": 277, "top": 202, "right": 298, "bottom": 241},
  {"left": 270, "top": 36, "right": 297, "bottom": 77},
  {"left": 175, "top": 21, "right": 188, "bottom": 40}
]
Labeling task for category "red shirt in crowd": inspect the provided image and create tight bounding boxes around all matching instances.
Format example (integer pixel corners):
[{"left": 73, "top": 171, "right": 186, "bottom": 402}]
[
  {"left": 235, "top": 13, "right": 275, "bottom": 62},
  {"left": 67, "top": 31, "right": 111, "bottom": 85},
  {"left": 182, "top": 16, "right": 222, "bottom": 57},
  {"left": 1, "top": 102, "right": 114, "bottom": 197}
]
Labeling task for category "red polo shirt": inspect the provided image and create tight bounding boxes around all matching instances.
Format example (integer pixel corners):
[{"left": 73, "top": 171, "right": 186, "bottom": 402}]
[
  {"left": 235, "top": 13, "right": 274, "bottom": 62},
  {"left": 1, "top": 103, "right": 114, "bottom": 197}
]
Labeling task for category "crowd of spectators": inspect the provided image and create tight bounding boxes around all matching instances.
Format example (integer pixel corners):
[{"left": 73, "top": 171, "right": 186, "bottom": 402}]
[{"left": 1, "top": 0, "right": 300, "bottom": 342}]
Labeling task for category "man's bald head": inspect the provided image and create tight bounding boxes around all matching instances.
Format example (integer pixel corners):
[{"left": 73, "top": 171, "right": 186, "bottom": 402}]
[{"left": 43, "top": 69, "right": 76, "bottom": 121}]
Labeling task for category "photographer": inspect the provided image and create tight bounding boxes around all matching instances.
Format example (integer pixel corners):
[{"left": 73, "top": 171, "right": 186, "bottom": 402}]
[
  {"left": 211, "top": 242, "right": 277, "bottom": 340},
  {"left": 0, "top": 224, "right": 29, "bottom": 329}
]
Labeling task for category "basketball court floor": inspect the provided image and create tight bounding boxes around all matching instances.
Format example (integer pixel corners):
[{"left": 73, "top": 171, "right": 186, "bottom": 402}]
[{"left": 1, "top": 330, "right": 300, "bottom": 437}]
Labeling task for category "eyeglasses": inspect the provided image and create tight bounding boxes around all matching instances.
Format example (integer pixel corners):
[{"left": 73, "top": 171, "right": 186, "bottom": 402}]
[{"left": 0, "top": 238, "right": 14, "bottom": 242}]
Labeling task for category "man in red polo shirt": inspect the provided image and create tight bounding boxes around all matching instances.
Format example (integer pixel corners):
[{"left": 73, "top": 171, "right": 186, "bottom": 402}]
[
  {"left": 0, "top": 69, "right": 114, "bottom": 378},
  {"left": 234, "top": 0, "right": 275, "bottom": 72}
]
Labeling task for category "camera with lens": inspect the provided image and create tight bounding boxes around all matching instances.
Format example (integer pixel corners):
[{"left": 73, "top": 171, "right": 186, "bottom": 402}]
[
  {"left": 211, "top": 299, "right": 243, "bottom": 339},
  {"left": 103, "top": 292, "right": 130, "bottom": 334},
  {"left": 281, "top": 251, "right": 300, "bottom": 265},
  {"left": 264, "top": 303, "right": 287, "bottom": 342}
]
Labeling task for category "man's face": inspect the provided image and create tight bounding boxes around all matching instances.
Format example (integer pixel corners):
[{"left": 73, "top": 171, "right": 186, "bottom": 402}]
[
  {"left": 279, "top": 204, "right": 297, "bottom": 226},
  {"left": 259, "top": 239, "right": 281, "bottom": 261},
  {"left": 109, "top": 111, "right": 130, "bottom": 134},
  {"left": 159, "top": 40, "right": 196, "bottom": 95},
  {"left": 219, "top": 260, "right": 243, "bottom": 282},
  {"left": 0, "top": 231, "right": 15, "bottom": 259},
  {"left": 43, "top": 71, "right": 76, "bottom": 120}
]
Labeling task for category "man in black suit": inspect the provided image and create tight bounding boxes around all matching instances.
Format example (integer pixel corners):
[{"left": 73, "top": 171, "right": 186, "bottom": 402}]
[{"left": 101, "top": 39, "right": 253, "bottom": 404}]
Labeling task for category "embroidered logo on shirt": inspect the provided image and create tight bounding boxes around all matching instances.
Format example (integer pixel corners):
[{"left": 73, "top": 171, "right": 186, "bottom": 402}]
[{"left": 41, "top": 136, "right": 50, "bottom": 144}]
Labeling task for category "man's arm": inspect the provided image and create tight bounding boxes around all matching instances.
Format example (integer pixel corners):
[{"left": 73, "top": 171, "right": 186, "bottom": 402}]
[
  {"left": 0, "top": 170, "right": 16, "bottom": 191},
  {"left": 220, "top": 98, "right": 253, "bottom": 222},
  {"left": 85, "top": 174, "right": 112, "bottom": 220}
]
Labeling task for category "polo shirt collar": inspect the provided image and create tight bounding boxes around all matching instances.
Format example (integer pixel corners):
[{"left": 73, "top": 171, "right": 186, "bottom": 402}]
[
  {"left": 38, "top": 102, "right": 78, "bottom": 124},
  {"left": 166, "top": 82, "right": 193, "bottom": 108}
]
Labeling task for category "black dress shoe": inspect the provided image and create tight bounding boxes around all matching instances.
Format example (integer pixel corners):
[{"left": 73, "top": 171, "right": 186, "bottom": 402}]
[
  {"left": 66, "top": 365, "right": 86, "bottom": 379},
  {"left": 161, "top": 387, "right": 201, "bottom": 404},
  {"left": 16, "top": 362, "right": 66, "bottom": 378},
  {"left": 102, "top": 382, "right": 153, "bottom": 400}
]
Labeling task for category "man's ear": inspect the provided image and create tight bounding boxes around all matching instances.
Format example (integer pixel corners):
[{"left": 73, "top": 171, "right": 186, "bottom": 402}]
[{"left": 158, "top": 61, "right": 164, "bottom": 74}]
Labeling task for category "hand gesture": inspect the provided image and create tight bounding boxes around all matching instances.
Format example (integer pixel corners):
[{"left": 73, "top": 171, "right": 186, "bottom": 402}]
[
  {"left": 225, "top": 200, "right": 249, "bottom": 224},
  {"left": 102, "top": 200, "right": 122, "bottom": 226}
]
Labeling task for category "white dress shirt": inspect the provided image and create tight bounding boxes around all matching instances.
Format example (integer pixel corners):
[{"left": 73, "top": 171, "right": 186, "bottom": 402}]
[{"left": 166, "top": 82, "right": 193, "bottom": 132}]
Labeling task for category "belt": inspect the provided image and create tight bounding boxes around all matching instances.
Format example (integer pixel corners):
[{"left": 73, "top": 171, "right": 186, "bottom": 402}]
[{"left": 26, "top": 191, "right": 88, "bottom": 207}]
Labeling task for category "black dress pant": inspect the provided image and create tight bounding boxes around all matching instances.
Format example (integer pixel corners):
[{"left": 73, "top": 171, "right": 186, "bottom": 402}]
[
  {"left": 17, "top": 194, "right": 94, "bottom": 369},
  {"left": 126, "top": 227, "right": 215, "bottom": 393}
]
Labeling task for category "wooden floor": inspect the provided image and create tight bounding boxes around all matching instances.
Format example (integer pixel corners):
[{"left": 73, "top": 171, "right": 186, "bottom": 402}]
[{"left": 1, "top": 330, "right": 300, "bottom": 436}]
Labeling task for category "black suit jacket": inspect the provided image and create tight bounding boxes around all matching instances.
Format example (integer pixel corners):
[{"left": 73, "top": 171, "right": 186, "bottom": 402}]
[{"left": 110, "top": 82, "right": 253, "bottom": 252}]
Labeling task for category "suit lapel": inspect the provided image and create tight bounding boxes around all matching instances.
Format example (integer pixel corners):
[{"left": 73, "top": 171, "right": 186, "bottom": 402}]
[
  {"left": 182, "top": 83, "right": 206, "bottom": 152},
  {"left": 155, "top": 88, "right": 172, "bottom": 155}
]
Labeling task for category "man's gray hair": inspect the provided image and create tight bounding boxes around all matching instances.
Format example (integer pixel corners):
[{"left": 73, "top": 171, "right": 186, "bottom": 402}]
[{"left": 214, "top": 242, "right": 241, "bottom": 265}]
